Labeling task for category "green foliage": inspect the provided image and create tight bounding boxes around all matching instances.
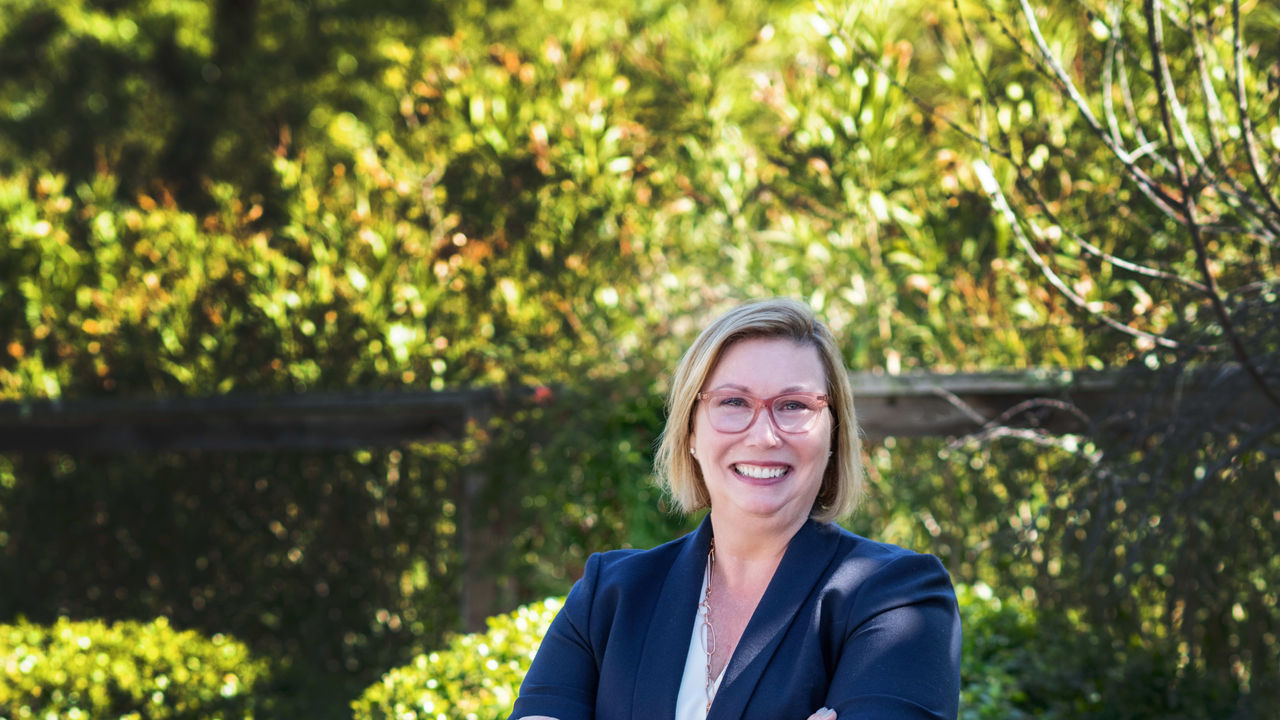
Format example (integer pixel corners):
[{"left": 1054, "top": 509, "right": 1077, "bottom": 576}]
[
  {"left": 0, "top": 0, "right": 460, "bottom": 208},
  {"left": 0, "top": 170, "right": 329, "bottom": 398},
  {"left": 957, "top": 582, "right": 1259, "bottom": 720},
  {"left": 0, "top": 0, "right": 1098, "bottom": 407},
  {"left": 351, "top": 598, "right": 561, "bottom": 720},
  {"left": 0, "top": 447, "right": 467, "bottom": 719},
  {"left": 0, "top": 616, "right": 268, "bottom": 719},
  {"left": 956, "top": 584, "right": 1038, "bottom": 720},
  {"left": 470, "top": 384, "right": 691, "bottom": 611},
  {"left": 857, "top": 428, "right": 1278, "bottom": 716}
]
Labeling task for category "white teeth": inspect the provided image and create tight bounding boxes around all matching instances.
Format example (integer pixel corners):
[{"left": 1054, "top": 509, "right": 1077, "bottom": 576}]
[{"left": 734, "top": 464, "right": 788, "bottom": 479}]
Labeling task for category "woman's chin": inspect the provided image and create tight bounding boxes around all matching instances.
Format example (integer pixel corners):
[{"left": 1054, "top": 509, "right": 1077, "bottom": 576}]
[{"left": 717, "top": 493, "right": 810, "bottom": 527}]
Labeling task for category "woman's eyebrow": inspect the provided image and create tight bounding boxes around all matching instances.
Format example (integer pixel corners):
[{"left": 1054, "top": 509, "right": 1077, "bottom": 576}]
[
  {"left": 707, "top": 384, "right": 811, "bottom": 394},
  {"left": 707, "top": 383, "right": 753, "bottom": 392}
]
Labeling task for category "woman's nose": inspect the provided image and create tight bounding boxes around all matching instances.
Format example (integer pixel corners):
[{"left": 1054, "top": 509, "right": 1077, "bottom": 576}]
[{"left": 743, "top": 405, "right": 782, "bottom": 445}]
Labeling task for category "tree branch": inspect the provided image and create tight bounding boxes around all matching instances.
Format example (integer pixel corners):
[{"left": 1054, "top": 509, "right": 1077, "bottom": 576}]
[
  {"left": 1101, "top": 7, "right": 1175, "bottom": 177},
  {"left": 1183, "top": 0, "right": 1280, "bottom": 239},
  {"left": 974, "top": 160, "right": 1187, "bottom": 350},
  {"left": 1230, "top": 0, "right": 1280, "bottom": 223},
  {"left": 1145, "top": 0, "right": 1280, "bottom": 409},
  {"left": 1007, "top": 0, "right": 1280, "bottom": 243},
  {"left": 1010, "top": 170, "right": 1211, "bottom": 292},
  {"left": 1014, "top": 0, "right": 1188, "bottom": 218},
  {"left": 1114, "top": 40, "right": 1178, "bottom": 177},
  {"left": 1094, "top": 0, "right": 1278, "bottom": 241}
]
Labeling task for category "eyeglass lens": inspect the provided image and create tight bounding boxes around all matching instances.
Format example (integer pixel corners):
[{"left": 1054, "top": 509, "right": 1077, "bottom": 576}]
[{"left": 706, "top": 394, "right": 824, "bottom": 433}]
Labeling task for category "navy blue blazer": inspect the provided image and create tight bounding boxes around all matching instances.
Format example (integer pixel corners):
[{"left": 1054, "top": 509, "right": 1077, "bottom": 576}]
[{"left": 510, "top": 517, "right": 961, "bottom": 719}]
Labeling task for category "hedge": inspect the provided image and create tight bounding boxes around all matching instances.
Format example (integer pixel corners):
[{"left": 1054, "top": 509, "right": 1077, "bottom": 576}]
[
  {"left": 351, "top": 598, "right": 561, "bottom": 720},
  {"left": 0, "top": 616, "right": 269, "bottom": 719}
]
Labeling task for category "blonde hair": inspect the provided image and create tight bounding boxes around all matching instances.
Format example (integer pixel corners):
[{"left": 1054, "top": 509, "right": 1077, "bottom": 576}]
[{"left": 653, "top": 298, "right": 863, "bottom": 522}]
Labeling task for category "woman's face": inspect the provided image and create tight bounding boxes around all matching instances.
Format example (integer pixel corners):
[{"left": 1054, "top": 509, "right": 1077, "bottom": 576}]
[{"left": 691, "top": 337, "right": 833, "bottom": 532}]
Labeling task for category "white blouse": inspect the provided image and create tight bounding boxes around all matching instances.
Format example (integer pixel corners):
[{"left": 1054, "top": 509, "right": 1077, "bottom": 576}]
[{"left": 674, "top": 558, "right": 726, "bottom": 720}]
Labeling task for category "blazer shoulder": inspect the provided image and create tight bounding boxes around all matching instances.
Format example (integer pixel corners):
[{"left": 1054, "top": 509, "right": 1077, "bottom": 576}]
[
  {"left": 814, "top": 520, "right": 916, "bottom": 561},
  {"left": 586, "top": 531, "right": 693, "bottom": 592},
  {"left": 814, "top": 522, "right": 955, "bottom": 595},
  {"left": 819, "top": 521, "right": 931, "bottom": 564}
]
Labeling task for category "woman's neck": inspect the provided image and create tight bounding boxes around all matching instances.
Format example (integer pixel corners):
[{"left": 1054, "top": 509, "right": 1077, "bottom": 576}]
[{"left": 707, "top": 512, "right": 807, "bottom": 589}]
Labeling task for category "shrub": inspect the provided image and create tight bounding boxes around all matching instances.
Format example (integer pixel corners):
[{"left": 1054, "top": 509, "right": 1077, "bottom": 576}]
[
  {"left": 0, "top": 616, "right": 269, "bottom": 719},
  {"left": 956, "top": 583, "right": 1040, "bottom": 720},
  {"left": 957, "top": 584, "right": 1256, "bottom": 719},
  {"left": 351, "top": 598, "right": 561, "bottom": 720}
]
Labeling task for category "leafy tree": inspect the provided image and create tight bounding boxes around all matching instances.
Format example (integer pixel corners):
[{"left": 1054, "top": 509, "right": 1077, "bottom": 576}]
[{"left": 0, "top": 0, "right": 465, "bottom": 210}]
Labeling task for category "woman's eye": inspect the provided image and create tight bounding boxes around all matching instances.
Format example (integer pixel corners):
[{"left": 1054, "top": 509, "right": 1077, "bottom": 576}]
[
  {"left": 777, "top": 398, "right": 814, "bottom": 412},
  {"left": 718, "top": 396, "right": 750, "bottom": 407}
]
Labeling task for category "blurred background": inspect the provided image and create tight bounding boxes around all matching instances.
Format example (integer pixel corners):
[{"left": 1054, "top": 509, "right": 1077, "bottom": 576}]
[{"left": 1, "top": 0, "right": 1277, "bottom": 717}]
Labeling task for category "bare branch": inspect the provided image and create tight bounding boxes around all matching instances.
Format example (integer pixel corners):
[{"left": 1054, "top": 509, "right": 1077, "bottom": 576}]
[
  {"left": 931, "top": 382, "right": 1096, "bottom": 459},
  {"left": 1007, "top": 0, "right": 1273, "bottom": 244},
  {"left": 1070, "top": 0, "right": 1274, "bottom": 241},
  {"left": 987, "top": 396, "right": 1092, "bottom": 429},
  {"left": 1013, "top": 0, "right": 1190, "bottom": 220},
  {"left": 1188, "top": 3, "right": 1233, "bottom": 163},
  {"left": 1183, "top": 0, "right": 1280, "bottom": 238},
  {"left": 1176, "top": 414, "right": 1280, "bottom": 504},
  {"left": 950, "top": 0, "right": 999, "bottom": 100},
  {"left": 1147, "top": 18, "right": 1214, "bottom": 185},
  {"left": 943, "top": 403, "right": 1102, "bottom": 460},
  {"left": 1008, "top": 168, "right": 1212, "bottom": 292},
  {"left": 974, "top": 160, "right": 1188, "bottom": 350},
  {"left": 1146, "top": 0, "right": 1280, "bottom": 410},
  {"left": 1068, "top": 227, "right": 1208, "bottom": 290},
  {"left": 829, "top": 0, "right": 1274, "bottom": 310},
  {"left": 1115, "top": 41, "right": 1175, "bottom": 175},
  {"left": 837, "top": 2, "right": 1270, "bottom": 244},
  {"left": 1100, "top": 9, "right": 1156, "bottom": 173},
  {"left": 947, "top": 0, "right": 1029, "bottom": 174},
  {"left": 1230, "top": 0, "right": 1280, "bottom": 222},
  {"left": 951, "top": 425, "right": 1099, "bottom": 459}
]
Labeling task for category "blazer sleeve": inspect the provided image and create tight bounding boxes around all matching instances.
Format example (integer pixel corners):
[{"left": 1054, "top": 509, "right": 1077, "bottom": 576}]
[
  {"left": 509, "top": 553, "right": 603, "bottom": 720},
  {"left": 825, "top": 553, "right": 962, "bottom": 719}
]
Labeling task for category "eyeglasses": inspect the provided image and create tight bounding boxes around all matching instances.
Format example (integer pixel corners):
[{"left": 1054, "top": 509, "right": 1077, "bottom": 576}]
[{"left": 696, "top": 391, "right": 830, "bottom": 434}]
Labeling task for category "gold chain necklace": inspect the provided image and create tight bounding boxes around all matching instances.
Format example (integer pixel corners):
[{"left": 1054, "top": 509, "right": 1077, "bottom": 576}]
[{"left": 699, "top": 538, "right": 717, "bottom": 714}]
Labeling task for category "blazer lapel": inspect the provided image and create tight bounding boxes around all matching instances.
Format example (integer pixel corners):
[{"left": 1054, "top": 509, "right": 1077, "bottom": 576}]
[
  {"left": 708, "top": 520, "right": 842, "bottom": 720},
  {"left": 628, "top": 515, "right": 714, "bottom": 719}
]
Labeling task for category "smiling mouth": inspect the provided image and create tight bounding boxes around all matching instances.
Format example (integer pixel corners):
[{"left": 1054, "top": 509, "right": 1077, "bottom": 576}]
[{"left": 733, "top": 463, "right": 790, "bottom": 480}]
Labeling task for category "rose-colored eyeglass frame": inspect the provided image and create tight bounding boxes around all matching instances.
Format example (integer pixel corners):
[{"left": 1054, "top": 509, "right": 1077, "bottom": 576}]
[{"left": 695, "top": 391, "right": 830, "bottom": 434}]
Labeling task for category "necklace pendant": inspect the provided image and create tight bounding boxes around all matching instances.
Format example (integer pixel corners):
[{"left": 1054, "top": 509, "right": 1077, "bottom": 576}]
[{"left": 703, "top": 538, "right": 716, "bottom": 715}]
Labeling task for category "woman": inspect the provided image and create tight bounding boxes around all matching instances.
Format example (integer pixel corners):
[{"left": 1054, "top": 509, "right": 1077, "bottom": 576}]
[{"left": 511, "top": 298, "right": 961, "bottom": 720}]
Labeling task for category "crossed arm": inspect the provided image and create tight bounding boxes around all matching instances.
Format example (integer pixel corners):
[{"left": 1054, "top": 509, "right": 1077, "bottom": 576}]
[{"left": 516, "top": 709, "right": 840, "bottom": 720}]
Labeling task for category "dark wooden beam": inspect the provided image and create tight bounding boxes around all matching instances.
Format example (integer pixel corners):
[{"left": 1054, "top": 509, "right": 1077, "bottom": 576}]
[
  {"left": 851, "top": 368, "right": 1120, "bottom": 439},
  {"left": 0, "top": 388, "right": 494, "bottom": 453}
]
